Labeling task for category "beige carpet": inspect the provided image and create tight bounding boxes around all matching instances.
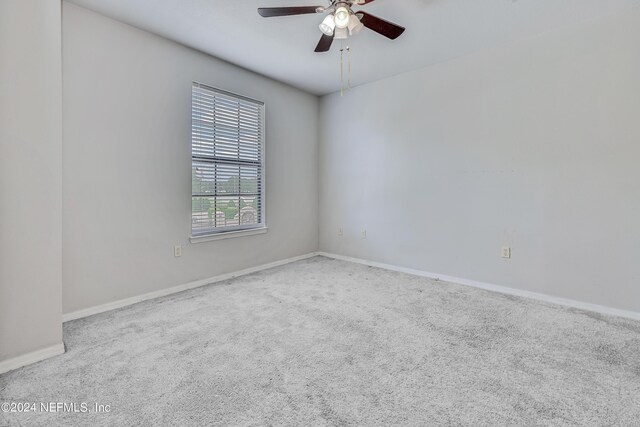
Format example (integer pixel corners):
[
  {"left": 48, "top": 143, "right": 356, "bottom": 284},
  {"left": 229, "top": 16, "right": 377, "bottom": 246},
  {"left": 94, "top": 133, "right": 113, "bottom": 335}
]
[{"left": 1, "top": 256, "right": 639, "bottom": 426}]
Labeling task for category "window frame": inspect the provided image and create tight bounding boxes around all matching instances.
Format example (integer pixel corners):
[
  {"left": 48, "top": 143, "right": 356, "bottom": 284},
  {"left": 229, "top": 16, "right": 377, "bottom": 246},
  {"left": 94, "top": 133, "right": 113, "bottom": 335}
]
[{"left": 190, "top": 82, "right": 266, "bottom": 241}]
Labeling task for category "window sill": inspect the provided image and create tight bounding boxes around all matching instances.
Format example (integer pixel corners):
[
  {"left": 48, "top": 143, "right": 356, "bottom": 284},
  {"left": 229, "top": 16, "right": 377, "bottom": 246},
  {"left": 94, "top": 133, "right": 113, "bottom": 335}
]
[{"left": 190, "top": 227, "right": 268, "bottom": 244}]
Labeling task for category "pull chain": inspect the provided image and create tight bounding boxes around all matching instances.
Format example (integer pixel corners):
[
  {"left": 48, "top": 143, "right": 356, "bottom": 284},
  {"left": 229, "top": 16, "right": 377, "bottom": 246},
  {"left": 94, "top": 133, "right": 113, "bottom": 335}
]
[
  {"left": 347, "top": 46, "right": 351, "bottom": 91},
  {"left": 340, "top": 47, "right": 344, "bottom": 97}
]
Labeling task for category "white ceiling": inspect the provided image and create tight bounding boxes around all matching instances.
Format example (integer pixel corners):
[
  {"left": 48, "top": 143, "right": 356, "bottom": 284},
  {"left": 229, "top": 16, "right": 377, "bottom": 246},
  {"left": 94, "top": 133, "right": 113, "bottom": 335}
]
[{"left": 66, "top": 0, "right": 637, "bottom": 95}]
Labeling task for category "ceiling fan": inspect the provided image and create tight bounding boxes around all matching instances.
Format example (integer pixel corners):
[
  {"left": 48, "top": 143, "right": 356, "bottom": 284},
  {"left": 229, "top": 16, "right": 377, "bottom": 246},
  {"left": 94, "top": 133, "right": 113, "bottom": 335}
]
[{"left": 257, "top": 1, "right": 405, "bottom": 52}]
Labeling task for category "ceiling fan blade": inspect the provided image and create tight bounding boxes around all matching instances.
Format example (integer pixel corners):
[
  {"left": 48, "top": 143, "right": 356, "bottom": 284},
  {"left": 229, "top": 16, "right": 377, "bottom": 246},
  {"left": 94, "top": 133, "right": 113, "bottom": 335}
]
[
  {"left": 314, "top": 33, "right": 334, "bottom": 52},
  {"left": 356, "top": 11, "right": 405, "bottom": 40},
  {"left": 257, "top": 6, "right": 322, "bottom": 18},
  {"left": 354, "top": 0, "right": 376, "bottom": 4}
]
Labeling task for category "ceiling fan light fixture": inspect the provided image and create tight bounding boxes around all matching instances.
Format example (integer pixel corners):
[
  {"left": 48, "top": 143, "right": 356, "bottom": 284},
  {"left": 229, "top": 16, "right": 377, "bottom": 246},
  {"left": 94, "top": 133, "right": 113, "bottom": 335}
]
[
  {"left": 319, "top": 14, "right": 336, "bottom": 36},
  {"left": 256, "top": 2, "right": 406, "bottom": 53},
  {"left": 347, "top": 14, "right": 364, "bottom": 35},
  {"left": 334, "top": 6, "right": 350, "bottom": 29}
]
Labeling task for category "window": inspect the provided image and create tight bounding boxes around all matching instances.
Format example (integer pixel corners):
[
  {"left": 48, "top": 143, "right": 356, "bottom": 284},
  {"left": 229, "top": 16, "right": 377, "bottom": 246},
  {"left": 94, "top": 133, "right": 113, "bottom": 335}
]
[{"left": 191, "top": 83, "right": 265, "bottom": 237}]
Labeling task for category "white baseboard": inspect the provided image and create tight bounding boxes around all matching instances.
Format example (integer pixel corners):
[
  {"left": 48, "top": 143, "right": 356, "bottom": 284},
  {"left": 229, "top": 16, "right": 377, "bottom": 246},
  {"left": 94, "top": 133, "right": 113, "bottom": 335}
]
[
  {"left": 62, "top": 252, "right": 319, "bottom": 322},
  {"left": 0, "top": 343, "right": 65, "bottom": 375},
  {"left": 62, "top": 250, "right": 640, "bottom": 323},
  {"left": 317, "top": 252, "right": 640, "bottom": 321}
]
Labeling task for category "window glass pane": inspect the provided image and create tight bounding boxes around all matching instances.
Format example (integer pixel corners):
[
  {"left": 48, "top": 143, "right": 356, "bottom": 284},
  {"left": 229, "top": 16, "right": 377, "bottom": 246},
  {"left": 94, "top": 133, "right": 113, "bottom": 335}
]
[{"left": 191, "top": 83, "right": 264, "bottom": 236}]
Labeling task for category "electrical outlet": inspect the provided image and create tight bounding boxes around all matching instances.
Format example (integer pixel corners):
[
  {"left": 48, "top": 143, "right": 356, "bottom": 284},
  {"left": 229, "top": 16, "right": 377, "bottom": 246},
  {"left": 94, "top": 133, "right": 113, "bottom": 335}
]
[
  {"left": 501, "top": 246, "right": 511, "bottom": 259},
  {"left": 361, "top": 229, "right": 367, "bottom": 239},
  {"left": 338, "top": 227, "right": 343, "bottom": 236},
  {"left": 174, "top": 245, "right": 182, "bottom": 257}
]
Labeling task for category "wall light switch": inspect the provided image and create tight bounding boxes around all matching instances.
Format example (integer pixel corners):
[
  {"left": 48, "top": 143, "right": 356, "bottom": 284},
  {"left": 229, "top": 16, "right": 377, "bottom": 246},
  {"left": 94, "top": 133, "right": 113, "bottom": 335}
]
[
  {"left": 338, "top": 227, "right": 343, "bottom": 237},
  {"left": 174, "top": 245, "right": 182, "bottom": 257},
  {"left": 361, "top": 230, "right": 367, "bottom": 239},
  {"left": 501, "top": 246, "right": 511, "bottom": 259}
]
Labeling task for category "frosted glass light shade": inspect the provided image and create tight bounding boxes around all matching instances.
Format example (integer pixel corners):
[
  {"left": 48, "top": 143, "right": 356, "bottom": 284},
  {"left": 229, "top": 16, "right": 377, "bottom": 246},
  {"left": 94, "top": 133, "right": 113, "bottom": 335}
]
[
  {"left": 319, "top": 14, "right": 336, "bottom": 36},
  {"left": 334, "top": 7, "right": 350, "bottom": 29},
  {"left": 348, "top": 14, "right": 364, "bottom": 35}
]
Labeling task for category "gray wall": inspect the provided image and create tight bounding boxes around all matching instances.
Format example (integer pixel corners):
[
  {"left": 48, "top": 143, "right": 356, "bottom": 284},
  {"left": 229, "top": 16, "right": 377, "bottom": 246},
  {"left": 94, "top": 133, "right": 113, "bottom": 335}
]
[
  {"left": 319, "top": 8, "right": 640, "bottom": 312},
  {"left": 0, "top": 1, "right": 64, "bottom": 361},
  {"left": 62, "top": 3, "right": 319, "bottom": 314}
]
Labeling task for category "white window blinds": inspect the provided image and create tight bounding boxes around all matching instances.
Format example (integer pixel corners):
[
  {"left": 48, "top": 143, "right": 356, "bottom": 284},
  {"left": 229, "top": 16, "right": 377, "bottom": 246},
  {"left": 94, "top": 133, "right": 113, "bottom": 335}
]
[{"left": 191, "top": 83, "right": 265, "bottom": 236}]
